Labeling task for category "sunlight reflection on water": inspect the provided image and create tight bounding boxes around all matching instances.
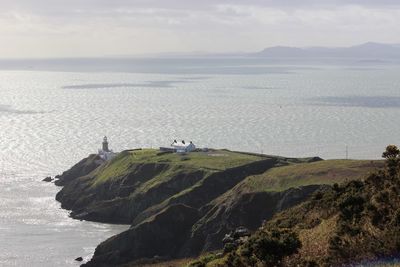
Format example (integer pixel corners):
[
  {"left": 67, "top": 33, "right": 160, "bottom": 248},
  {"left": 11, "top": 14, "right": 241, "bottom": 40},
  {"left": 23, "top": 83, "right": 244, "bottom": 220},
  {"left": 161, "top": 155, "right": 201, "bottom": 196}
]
[{"left": 0, "top": 64, "right": 400, "bottom": 266}]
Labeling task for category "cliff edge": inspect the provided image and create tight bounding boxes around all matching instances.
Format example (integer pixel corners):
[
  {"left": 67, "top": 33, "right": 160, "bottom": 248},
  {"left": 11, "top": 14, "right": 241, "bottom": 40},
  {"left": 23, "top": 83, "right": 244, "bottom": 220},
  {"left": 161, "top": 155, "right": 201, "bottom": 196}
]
[{"left": 54, "top": 148, "right": 381, "bottom": 266}]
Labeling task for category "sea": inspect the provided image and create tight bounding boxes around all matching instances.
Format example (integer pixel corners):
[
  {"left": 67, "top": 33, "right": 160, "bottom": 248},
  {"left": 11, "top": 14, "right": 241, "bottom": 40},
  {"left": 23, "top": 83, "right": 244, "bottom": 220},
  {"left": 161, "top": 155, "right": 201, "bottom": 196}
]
[{"left": 0, "top": 57, "right": 400, "bottom": 266}]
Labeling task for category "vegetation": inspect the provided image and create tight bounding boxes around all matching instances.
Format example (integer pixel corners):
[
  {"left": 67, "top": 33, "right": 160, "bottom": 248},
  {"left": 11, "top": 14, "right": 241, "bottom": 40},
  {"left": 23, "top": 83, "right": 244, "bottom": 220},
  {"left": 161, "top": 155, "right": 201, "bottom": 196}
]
[
  {"left": 240, "top": 229, "right": 301, "bottom": 266},
  {"left": 203, "top": 145, "right": 400, "bottom": 267},
  {"left": 92, "top": 149, "right": 265, "bottom": 185},
  {"left": 125, "top": 149, "right": 263, "bottom": 170},
  {"left": 245, "top": 159, "right": 383, "bottom": 192},
  {"left": 58, "top": 147, "right": 390, "bottom": 267},
  {"left": 188, "top": 253, "right": 223, "bottom": 267}
]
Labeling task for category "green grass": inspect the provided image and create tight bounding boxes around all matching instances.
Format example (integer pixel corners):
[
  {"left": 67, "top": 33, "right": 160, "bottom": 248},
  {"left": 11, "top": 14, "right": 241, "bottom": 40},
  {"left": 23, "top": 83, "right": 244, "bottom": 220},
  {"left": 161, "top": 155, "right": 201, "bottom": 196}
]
[
  {"left": 90, "top": 149, "right": 383, "bottom": 195},
  {"left": 127, "top": 149, "right": 264, "bottom": 170},
  {"left": 91, "top": 149, "right": 264, "bottom": 186},
  {"left": 245, "top": 159, "right": 384, "bottom": 192},
  {"left": 94, "top": 151, "right": 136, "bottom": 184}
]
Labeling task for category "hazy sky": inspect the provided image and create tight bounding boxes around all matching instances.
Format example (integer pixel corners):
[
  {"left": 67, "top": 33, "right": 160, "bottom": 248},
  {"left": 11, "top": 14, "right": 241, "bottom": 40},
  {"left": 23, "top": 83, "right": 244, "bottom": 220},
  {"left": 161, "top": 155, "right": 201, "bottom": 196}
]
[{"left": 1, "top": 0, "right": 400, "bottom": 58}]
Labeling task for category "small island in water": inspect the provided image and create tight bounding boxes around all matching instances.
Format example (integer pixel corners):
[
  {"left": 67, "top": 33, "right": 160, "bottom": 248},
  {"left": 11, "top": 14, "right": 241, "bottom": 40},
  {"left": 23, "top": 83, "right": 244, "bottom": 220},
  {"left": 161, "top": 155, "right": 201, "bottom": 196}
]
[{"left": 53, "top": 137, "right": 400, "bottom": 267}]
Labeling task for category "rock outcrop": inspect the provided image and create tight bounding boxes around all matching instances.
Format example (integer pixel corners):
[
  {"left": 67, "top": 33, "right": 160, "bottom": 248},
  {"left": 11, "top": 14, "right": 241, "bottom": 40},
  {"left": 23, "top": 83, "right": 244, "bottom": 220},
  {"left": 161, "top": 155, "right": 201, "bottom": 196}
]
[
  {"left": 83, "top": 204, "right": 199, "bottom": 267},
  {"left": 42, "top": 176, "right": 53, "bottom": 182},
  {"left": 55, "top": 154, "right": 103, "bottom": 186}
]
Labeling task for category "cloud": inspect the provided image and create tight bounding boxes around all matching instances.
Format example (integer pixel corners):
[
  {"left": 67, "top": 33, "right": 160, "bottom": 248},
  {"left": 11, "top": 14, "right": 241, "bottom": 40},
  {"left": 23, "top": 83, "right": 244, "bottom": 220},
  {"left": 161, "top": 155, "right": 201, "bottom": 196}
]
[
  {"left": 2, "top": 0, "right": 399, "bottom": 20},
  {"left": 0, "top": 0, "right": 400, "bottom": 58}
]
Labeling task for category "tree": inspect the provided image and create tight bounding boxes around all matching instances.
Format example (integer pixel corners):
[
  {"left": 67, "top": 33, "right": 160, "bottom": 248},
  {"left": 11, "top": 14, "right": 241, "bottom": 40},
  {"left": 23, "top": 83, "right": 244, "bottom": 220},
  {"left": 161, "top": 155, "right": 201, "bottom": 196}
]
[
  {"left": 382, "top": 145, "right": 400, "bottom": 160},
  {"left": 382, "top": 145, "right": 400, "bottom": 177}
]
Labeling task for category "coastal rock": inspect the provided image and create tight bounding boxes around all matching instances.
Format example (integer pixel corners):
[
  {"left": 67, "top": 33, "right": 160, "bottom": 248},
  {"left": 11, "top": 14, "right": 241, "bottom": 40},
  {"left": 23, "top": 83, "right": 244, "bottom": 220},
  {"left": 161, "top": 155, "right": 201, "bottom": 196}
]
[
  {"left": 84, "top": 204, "right": 199, "bottom": 266},
  {"left": 54, "top": 154, "right": 103, "bottom": 186},
  {"left": 42, "top": 176, "right": 53, "bottom": 182}
]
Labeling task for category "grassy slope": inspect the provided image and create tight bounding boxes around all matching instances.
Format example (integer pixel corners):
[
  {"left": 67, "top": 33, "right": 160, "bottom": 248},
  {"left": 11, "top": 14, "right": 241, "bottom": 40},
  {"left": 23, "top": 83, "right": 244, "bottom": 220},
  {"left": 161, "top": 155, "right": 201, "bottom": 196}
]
[
  {"left": 201, "top": 155, "right": 400, "bottom": 267},
  {"left": 93, "top": 148, "right": 382, "bottom": 192},
  {"left": 88, "top": 150, "right": 384, "bottom": 220},
  {"left": 244, "top": 159, "right": 384, "bottom": 192},
  {"left": 91, "top": 149, "right": 265, "bottom": 186},
  {"left": 181, "top": 160, "right": 386, "bottom": 267},
  {"left": 190, "top": 159, "right": 383, "bottom": 215},
  {"left": 269, "top": 170, "right": 400, "bottom": 266}
]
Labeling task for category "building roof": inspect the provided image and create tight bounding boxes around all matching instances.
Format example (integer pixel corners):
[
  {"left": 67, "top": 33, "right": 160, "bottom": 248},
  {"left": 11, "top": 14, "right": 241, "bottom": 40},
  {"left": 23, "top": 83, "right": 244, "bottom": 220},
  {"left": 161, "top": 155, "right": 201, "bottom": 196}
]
[{"left": 171, "top": 140, "right": 194, "bottom": 148}]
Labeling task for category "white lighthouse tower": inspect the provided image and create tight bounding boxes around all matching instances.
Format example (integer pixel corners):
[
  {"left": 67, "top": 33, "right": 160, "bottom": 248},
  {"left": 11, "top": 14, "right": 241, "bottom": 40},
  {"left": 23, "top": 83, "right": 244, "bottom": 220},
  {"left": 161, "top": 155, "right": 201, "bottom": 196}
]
[
  {"left": 98, "top": 136, "right": 116, "bottom": 161},
  {"left": 102, "top": 136, "right": 110, "bottom": 152}
]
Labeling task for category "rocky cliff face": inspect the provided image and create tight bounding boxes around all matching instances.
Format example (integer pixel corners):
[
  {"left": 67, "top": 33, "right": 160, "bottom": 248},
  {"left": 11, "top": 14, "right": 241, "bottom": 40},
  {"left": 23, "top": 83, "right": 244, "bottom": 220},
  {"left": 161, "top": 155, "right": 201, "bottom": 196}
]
[
  {"left": 184, "top": 184, "right": 325, "bottom": 256},
  {"left": 53, "top": 150, "right": 337, "bottom": 266},
  {"left": 55, "top": 154, "right": 103, "bottom": 186}
]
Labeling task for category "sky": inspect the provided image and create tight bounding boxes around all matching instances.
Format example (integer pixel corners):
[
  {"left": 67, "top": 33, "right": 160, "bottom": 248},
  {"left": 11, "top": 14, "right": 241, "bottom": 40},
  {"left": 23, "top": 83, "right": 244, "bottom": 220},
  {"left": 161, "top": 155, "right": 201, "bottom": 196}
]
[{"left": 1, "top": 0, "right": 400, "bottom": 58}]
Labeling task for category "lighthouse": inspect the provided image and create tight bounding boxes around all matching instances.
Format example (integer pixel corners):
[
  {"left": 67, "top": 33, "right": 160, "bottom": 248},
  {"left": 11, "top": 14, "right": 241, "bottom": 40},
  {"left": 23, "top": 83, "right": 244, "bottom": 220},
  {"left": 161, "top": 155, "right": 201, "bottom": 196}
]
[
  {"left": 98, "top": 136, "right": 116, "bottom": 161},
  {"left": 102, "top": 136, "right": 110, "bottom": 152}
]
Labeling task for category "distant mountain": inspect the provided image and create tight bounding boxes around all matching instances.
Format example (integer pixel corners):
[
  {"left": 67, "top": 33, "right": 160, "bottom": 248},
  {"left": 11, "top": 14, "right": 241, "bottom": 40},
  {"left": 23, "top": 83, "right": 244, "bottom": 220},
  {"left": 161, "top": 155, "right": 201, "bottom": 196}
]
[{"left": 253, "top": 42, "right": 400, "bottom": 59}]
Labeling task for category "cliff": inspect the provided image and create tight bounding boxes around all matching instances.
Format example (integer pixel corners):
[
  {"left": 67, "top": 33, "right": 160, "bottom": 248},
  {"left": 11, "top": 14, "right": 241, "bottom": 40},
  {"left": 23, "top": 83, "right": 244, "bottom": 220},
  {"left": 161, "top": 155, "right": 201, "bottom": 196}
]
[
  {"left": 201, "top": 147, "right": 399, "bottom": 267},
  {"left": 54, "top": 148, "right": 381, "bottom": 266}
]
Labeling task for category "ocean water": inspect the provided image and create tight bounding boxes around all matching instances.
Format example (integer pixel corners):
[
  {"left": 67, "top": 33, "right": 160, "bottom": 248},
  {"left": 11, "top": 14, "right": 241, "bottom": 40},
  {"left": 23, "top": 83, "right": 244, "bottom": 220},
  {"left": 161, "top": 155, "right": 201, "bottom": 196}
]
[{"left": 1, "top": 59, "right": 400, "bottom": 266}]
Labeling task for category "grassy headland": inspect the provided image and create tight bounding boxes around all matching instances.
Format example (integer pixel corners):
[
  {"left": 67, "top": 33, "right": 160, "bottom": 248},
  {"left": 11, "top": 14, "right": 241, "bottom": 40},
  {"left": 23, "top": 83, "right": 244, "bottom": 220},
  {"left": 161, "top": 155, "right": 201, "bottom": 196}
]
[{"left": 54, "top": 148, "right": 385, "bottom": 267}]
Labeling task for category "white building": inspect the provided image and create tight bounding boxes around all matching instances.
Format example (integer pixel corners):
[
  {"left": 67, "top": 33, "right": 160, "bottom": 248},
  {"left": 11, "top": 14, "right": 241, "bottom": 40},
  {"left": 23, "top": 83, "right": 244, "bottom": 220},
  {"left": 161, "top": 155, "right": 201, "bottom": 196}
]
[
  {"left": 98, "top": 136, "right": 117, "bottom": 161},
  {"left": 171, "top": 140, "right": 196, "bottom": 153}
]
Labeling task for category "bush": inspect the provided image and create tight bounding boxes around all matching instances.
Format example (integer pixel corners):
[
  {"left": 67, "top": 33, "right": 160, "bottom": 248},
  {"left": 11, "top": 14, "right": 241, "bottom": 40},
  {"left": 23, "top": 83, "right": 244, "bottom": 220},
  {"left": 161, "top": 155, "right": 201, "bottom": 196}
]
[
  {"left": 189, "top": 253, "right": 221, "bottom": 267},
  {"left": 333, "top": 183, "right": 340, "bottom": 192},
  {"left": 328, "top": 234, "right": 343, "bottom": 252},
  {"left": 392, "top": 209, "right": 400, "bottom": 226},
  {"left": 339, "top": 195, "right": 365, "bottom": 220},
  {"left": 240, "top": 229, "right": 301, "bottom": 266},
  {"left": 382, "top": 145, "right": 400, "bottom": 177},
  {"left": 223, "top": 242, "right": 237, "bottom": 254},
  {"left": 225, "top": 252, "right": 246, "bottom": 267},
  {"left": 188, "top": 261, "right": 205, "bottom": 267}
]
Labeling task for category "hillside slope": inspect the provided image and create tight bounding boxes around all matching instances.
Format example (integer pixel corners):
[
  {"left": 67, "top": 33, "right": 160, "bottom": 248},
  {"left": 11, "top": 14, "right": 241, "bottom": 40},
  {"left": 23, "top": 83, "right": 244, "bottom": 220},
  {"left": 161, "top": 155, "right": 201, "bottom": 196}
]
[
  {"left": 54, "top": 148, "right": 381, "bottom": 266},
  {"left": 206, "top": 146, "right": 399, "bottom": 267}
]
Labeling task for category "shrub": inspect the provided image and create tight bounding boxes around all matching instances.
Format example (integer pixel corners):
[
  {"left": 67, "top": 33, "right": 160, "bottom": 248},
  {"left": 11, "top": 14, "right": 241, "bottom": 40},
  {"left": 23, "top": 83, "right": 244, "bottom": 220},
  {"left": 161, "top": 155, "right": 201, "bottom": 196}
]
[
  {"left": 382, "top": 145, "right": 400, "bottom": 177},
  {"left": 392, "top": 209, "right": 400, "bottom": 226},
  {"left": 225, "top": 252, "right": 246, "bottom": 267},
  {"left": 328, "top": 234, "right": 343, "bottom": 252},
  {"left": 333, "top": 183, "right": 340, "bottom": 192},
  {"left": 223, "top": 242, "right": 237, "bottom": 254},
  {"left": 188, "top": 253, "right": 220, "bottom": 267},
  {"left": 313, "top": 191, "right": 324, "bottom": 200},
  {"left": 339, "top": 195, "right": 365, "bottom": 220},
  {"left": 188, "top": 261, "right": 205, "bottom": 267},
  {"left": 240, "top": 229, "right": 301, "bottom": 266}
]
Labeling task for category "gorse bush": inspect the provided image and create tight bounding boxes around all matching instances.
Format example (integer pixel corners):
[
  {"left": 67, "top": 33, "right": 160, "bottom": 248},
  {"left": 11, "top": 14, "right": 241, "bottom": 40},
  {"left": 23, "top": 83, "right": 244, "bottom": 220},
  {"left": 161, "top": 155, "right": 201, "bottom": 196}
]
[
  {"left": 382, "top": 144, "right": 400, "bottom": 177},
  {"left": 220, "top": 229, "right": 301, "bottom": 267},
  {"left": 338, "top": 195, "right": 365, "bottom": 220}
]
